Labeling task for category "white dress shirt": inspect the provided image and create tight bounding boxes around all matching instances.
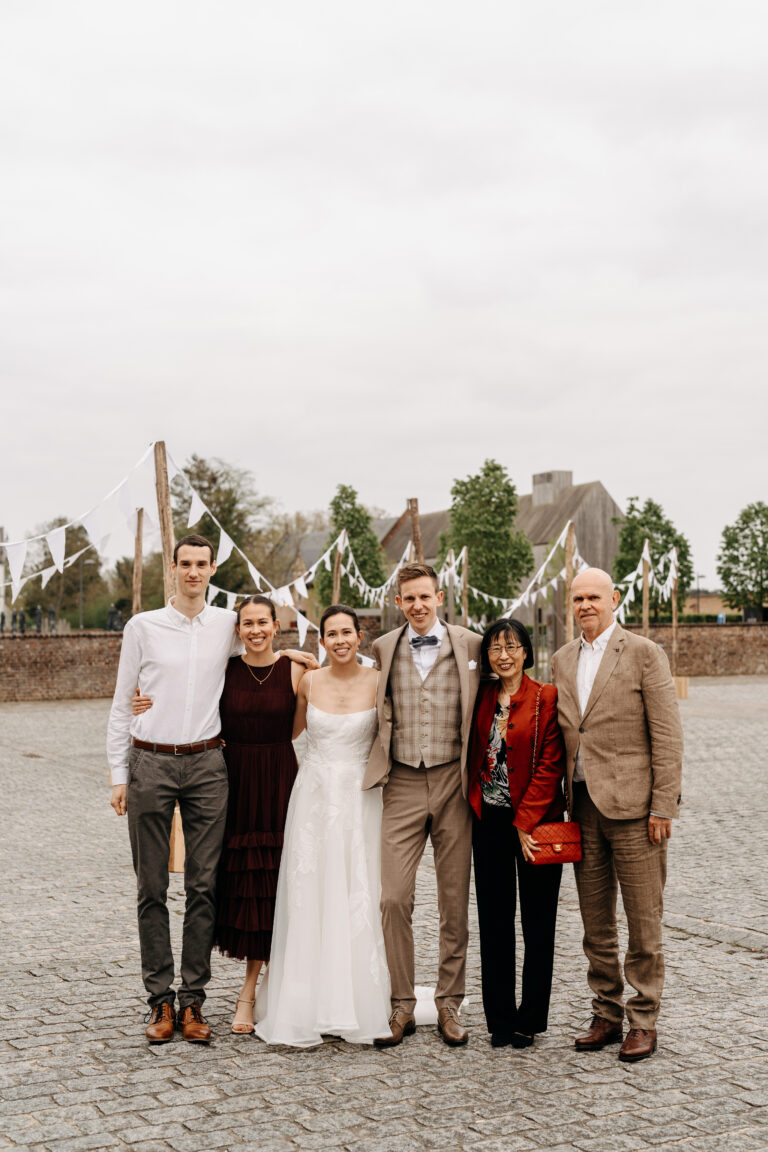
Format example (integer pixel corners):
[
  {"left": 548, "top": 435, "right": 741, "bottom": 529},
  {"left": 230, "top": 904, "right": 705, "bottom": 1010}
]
[
  {"left": 572, "top": 620, "right": 616, "bottom": 783},
  {"left": 407, "top": 618, "right": 446, "bottom": 682},
  {"left": 107, "top": 601, "right": 242, "bottom": 786}
]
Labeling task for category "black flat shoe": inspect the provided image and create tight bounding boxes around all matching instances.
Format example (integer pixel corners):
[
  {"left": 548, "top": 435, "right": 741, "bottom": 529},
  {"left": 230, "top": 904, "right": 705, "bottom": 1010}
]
[
  {"left": 490, "top": 1031, "right": 513, "bottom": 1048},
  {"left": 511, "top": 1032, "right": 534, "bottom": 1048}
]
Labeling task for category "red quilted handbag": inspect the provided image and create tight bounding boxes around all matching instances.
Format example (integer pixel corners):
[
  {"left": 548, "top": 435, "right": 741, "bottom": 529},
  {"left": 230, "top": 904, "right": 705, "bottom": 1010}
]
[{"left": 528, "top": 685, "right": 582, "bottom": 866}]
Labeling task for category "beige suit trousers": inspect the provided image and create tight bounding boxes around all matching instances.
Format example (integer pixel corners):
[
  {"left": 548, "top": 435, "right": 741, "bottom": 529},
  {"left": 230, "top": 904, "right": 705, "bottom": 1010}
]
[
  {"left": 380, "top": 759, "right": 472, "bottom": 1013},
  {"left": 573, "top": 784, "right": 668, "bottom": 1028}
]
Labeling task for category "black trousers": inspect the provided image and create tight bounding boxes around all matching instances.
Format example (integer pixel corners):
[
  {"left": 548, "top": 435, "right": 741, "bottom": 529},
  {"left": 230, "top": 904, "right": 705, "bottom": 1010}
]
[
  {"left": 472, "top": 804, "right": 563, "bottom": 1035},
  {"left": 127, "top": 745, "right": 228, "bottom": 1009}
]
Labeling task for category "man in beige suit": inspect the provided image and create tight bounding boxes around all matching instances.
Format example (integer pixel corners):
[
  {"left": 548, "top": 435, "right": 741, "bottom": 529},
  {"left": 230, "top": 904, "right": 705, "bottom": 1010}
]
[
  {"left": 363, "top": 563, "right": 482, "bottom": 1047},
  {"left": 550, "top": 568, "right": 683, "bottom": 1062}
]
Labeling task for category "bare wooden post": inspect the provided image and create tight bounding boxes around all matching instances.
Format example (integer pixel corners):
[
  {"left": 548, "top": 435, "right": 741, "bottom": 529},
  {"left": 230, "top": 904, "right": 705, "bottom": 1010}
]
[
  {"left": 461, "top": 549, "right": 469, "bottom": 625},
  {"left": 408, "top": 498, "right": 424, "bottom": 563},
  {"left": 154, "top": 441, "right": 175, "bottom": 603},
  {"left": 446, "top": 548, "right": 457, "bottom": 625},
  {"left": 132, "top": 508, "right": 144, "bottom": 617},
  {"left": 564, "top": 521, "right": 576, "bottom": 643},
  {"left": 642, "top": 540, "right": 650, "bottom": 638},
  {"left": 332, "top": 546, "right": 342, "bottom": 603}
]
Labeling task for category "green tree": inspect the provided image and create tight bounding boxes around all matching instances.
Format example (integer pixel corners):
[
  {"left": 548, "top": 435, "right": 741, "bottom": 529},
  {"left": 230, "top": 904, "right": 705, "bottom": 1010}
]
[
  {"left": 440, "top": 459, "right": 533, "bottom": 620},
  {"left": 110, "top": 551, "right": 166, "bottom": 619},
  {"left": 17, "top": 517, "right": 110, "bottom": 627},
  {"left": 613, "top": 497, "right": 693, "bottom": 619},
  {"left": 171, "top": 454, "right": 279, "bottom": 597},
  {"left": 716, "top": 502, "right": 768, "bottom": 613},
  {"left": 314, "top": 485, "right": 387, "bottom": 609}
]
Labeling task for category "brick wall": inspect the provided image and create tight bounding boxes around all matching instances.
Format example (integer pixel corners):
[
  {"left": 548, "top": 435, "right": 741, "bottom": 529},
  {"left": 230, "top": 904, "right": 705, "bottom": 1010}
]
[
  {"left": 0, "top": 615, "right": 384, "bottom": 702},
  {"left": 624, "top": 623, "right": 768, "bottom": 676}
]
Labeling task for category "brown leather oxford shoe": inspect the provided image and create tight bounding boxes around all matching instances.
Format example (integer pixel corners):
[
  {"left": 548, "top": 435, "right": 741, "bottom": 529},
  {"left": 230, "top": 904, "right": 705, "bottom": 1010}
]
[
  {"left": 574, "top": 1014, "right": 623, "bottom": 1051},
  {"left": 145, "top": 1002, "right": 175, "bottom": 1044},
  {"left": 437, "top": 1005, "right": 468, "bottom": 1047},
  {"left": 177, "top": 1004, "right": 212, "bottom": 1044},
  {"left": 619, "top": 1027, "right": 657, "bottom": 1062},
  {"left": 374, "top": 1006, "right": 416, "bottom": 1048}
]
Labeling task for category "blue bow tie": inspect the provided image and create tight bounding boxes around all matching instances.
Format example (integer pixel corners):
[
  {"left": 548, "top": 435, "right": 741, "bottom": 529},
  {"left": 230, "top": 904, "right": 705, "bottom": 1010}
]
[{"left": 410, "top": 634, "right": 439, "bottom": 648}]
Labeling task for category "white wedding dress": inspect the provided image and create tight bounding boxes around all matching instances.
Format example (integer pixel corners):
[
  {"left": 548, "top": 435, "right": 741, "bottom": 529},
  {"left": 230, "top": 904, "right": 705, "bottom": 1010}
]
[{"left": 253, "top": 701, "right": 392, "bottom": 1047}]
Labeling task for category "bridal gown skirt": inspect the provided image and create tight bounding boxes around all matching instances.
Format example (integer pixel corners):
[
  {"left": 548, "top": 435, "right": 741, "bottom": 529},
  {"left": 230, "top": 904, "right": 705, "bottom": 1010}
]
[{"left": 254, "top": 705, "right": 391, "bottom": 1047}]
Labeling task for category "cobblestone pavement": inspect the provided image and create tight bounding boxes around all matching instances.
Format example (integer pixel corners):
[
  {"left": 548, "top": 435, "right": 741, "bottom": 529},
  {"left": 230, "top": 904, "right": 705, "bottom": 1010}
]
[{"left": 1, "top": 677, "right": 767, "bottom": 1152}]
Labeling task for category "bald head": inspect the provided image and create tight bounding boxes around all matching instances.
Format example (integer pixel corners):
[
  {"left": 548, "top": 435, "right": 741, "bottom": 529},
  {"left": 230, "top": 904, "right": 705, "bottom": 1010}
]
[{"left": 571, "top": 567, "right": 620, "bottom": 641}]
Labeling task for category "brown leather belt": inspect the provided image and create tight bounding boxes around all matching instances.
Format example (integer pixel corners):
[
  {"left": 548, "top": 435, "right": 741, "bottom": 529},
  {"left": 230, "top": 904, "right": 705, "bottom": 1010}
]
[{"left": 131, "top": 736, "right": 223, "bottom": 756}]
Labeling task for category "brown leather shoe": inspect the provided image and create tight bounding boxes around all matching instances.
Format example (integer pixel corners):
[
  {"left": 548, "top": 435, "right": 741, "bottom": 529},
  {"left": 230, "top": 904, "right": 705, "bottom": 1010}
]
[
  {"left": 619, "top": 1027, "right": 657, "bottom": 1062},
  {"left": 437, "top": 1005, "right": 468, "bottom": 1047},
  {"left": 574, "top": 1014, "right": 623, "bottom": 1051},
  {"left": 374, "top": 1007, "right": 416, "bottom": 1048},
  {"left": 177, "top": 1004, "right": 212, "bottom": 1044},
  {"left": 145, "top": 1003, "right": 175, "bottom": 1044}
]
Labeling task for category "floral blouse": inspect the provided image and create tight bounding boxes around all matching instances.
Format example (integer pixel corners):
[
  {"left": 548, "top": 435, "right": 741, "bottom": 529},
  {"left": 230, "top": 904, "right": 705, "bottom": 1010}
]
[{"left": 480, "top": 700, "right": 512, "bottom": 808}]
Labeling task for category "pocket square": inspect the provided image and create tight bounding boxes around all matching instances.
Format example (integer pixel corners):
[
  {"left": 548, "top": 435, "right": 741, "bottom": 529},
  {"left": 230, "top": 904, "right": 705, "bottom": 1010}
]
[{"left": 468, "top": 660, "right": 477, "bottom": 670}]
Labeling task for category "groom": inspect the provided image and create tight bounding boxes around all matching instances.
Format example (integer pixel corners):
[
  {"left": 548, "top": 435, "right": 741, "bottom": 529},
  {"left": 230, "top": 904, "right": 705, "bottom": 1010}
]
[{"left": 364, "top": 563, "right": 482, "bottom": 1047}]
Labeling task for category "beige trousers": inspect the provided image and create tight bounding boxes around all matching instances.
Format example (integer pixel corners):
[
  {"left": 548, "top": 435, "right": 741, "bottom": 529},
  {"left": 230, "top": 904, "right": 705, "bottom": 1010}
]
[
  {"left": 380, "top": 760, "right": 472, "bottom": 1014},
  {"left": 573, "top": 784, "right": 668, "bottom": 1028}
]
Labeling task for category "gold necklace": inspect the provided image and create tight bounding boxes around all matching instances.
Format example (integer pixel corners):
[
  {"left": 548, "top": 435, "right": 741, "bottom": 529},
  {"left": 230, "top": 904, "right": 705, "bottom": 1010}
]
[{"left": 242, "top": 655, "right": 279, "bottom": 686}]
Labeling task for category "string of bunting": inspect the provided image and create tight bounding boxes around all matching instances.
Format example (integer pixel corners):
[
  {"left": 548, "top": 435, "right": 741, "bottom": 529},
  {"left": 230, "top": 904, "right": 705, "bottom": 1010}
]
[{"left": 614, "top": 545, "right": 679, "bottom": 623}]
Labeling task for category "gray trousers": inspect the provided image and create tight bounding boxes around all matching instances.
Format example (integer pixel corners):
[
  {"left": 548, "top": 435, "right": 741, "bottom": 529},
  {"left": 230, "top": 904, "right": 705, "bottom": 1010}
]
[{"left": 127, "top": 745, "right": 228, "bottom": 1009}]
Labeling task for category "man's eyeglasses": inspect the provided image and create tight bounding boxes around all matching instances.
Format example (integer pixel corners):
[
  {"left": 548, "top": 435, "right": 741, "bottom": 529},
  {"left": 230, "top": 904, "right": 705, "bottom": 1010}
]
[{"left": 488, "top": 642, "right": 525, "bottom": 656}]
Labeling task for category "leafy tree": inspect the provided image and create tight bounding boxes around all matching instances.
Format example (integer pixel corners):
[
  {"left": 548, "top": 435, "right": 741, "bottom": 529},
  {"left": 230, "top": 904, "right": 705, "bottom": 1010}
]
[
  {"left": 314, "top": 485, "right": 387, "bottom": 609},
  {"left": 440, "top": 459, "right": 533, "bottom": 620},
  {"left": 17, "top": 517, "right": 110, "bottom": 627},
  {"left": 171, "top": 454, "right": 279, "bottom": 597},
  {"left": 716, "top": 502, "right": 768, "bottom": 613},
  {"left": 111, "top": 551, "right": 166, "bottom": 619},
  {"left": 613, "top": 497, "right": 693, "bottom": 619}
]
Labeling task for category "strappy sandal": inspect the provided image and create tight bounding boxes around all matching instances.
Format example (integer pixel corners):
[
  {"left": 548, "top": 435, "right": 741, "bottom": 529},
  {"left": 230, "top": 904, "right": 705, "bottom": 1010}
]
[{"left": 231, "top": 997, "right": 255, "bottom": 1034}]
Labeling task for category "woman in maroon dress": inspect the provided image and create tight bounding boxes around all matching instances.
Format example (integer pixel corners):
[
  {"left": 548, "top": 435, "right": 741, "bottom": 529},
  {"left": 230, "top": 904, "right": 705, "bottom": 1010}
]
[{"left": 215, "top": 595, "right": 307, "bottom": 1033}]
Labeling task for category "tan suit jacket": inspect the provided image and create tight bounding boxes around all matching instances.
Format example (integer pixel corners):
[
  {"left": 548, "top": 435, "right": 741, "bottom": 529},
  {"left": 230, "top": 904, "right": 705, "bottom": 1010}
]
[
  {"left": 363, "top": 623, "right": 482, "bottom": 793},
  {"left": 550, "top": 623, "right": 683, "bottom": 821}
]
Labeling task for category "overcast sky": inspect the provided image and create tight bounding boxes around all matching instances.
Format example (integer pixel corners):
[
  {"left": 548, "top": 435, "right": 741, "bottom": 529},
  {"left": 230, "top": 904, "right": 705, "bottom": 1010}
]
[{"left": 1, "top": 1, "right": 766, "bottom": 587}]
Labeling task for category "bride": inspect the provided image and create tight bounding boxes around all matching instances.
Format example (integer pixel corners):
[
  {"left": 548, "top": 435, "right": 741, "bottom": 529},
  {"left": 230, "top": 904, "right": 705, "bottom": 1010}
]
[{"left": 254, "top": 604, "right": 391, "bottom": 1047}]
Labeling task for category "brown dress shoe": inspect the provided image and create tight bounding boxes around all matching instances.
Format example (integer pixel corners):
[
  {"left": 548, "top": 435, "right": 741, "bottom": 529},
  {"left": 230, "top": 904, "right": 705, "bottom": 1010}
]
[
  {"left": 437, "top": 1005, "right": 468, "bottom": 1047},
  {"left": 574, "top": 1014, "right": 623, "bottom": 1051},
  {"left": 619, "top": 1027, "right": 657, "bottom": 1062},
  {"left": 374, "top": 1007, "right": 416, "bottom": 1048},
  {"left": 177, "top": 1004, "right": 212, "bottom": 1044},
  {"left": 145, "top": 1003, "right": 175, "bottom": 1044}
]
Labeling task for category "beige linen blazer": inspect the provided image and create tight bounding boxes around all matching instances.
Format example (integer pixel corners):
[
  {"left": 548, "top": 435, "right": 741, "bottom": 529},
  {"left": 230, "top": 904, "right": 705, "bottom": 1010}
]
[
  {"left": 363, "top": 623, "right": 482, "bottom": 793},
  {"left": 550, "top": 623, "right": 683, "bottom": 821}
]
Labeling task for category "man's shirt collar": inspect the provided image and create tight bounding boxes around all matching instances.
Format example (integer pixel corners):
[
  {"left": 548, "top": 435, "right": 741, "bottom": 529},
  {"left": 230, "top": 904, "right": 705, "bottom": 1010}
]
[{"left": 580, "top": 619, "right": 616, "bottom": 652}]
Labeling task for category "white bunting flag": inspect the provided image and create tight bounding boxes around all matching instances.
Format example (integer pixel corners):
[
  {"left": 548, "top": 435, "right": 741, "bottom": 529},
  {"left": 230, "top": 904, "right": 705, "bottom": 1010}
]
[
  {"left": 117, "top": 479, "right": 138, "bottom": 536},
  {"left": 216, "top": 531, "right": 234, "bottom": 567},
  {"left": 10, "top": 575, "right": 28, "bottom": 604},
  {"left": 40, "top": 565, "right": 58, "bottom": 590},
  {"left": 293, "top": 575, "right": 308, "bottom": 600},
  {"left": 45, "top": 526, "right": 67, "bottom": 573},
  {"left": 359, "top": 654, "right": 375, "bottom": 668},
  {"left": 207, "top": 584, "right": 217, "bottom": 604},
  {"left": 247, "top": 562, "right": 263, "bottom": 591},
  {"left": 226, "top": 592, "right": 237, "bottom": 612},
  {"left": 4, "top": 540, "right": 27, "bottom": 591},
  {"left": 296, "top": 611, "right": 309, "bottom": 648},
  {"left": 187, "top": 490, "right": 206, "bottom": 528},
  {"left": 80, "top": 508, "right": 110, "bottom": 552},
  {"left": 318, "top": 641, "right": 327, "bottom": 665}
]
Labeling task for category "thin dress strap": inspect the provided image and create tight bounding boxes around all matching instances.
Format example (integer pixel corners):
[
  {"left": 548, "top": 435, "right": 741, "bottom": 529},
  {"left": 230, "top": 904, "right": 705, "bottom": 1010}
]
[{"left": 373, "top": 670, "right": 380, "bottom": 709}]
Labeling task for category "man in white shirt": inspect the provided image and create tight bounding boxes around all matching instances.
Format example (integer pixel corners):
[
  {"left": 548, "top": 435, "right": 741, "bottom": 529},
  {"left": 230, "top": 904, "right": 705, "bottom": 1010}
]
[
  {"left": 363, "top": 564, "right": 482, "bottom": 1048},
  {"left": 109, "top": 534, "right": 314, "bottom": 1045},
  {"left": 551, "top": 568, "right": 683, "bottom": 1063}
]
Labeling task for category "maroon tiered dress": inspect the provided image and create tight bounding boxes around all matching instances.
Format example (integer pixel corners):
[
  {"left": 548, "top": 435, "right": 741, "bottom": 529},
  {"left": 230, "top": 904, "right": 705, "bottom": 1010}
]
[{"left": 215, "top": 654, "right": 298, "bottom": 962}]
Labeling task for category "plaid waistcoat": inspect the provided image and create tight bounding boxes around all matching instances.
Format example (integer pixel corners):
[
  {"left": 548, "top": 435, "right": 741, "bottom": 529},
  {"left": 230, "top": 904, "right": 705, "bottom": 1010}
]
[{"left": 390, "top": 629, "right": 462, "bottom": 768}]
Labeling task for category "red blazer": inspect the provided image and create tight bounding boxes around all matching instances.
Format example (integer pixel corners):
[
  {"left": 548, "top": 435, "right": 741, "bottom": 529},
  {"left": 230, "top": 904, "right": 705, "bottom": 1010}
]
[{"left": 468, "top": 674, "right": 566, "bottom": 833}]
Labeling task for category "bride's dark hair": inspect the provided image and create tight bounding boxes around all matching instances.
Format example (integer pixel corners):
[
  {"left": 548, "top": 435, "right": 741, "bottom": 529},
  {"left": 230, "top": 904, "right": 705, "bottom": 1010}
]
[
  {"left": 319, "top": 604, "right": 362, "bottom": 638},
  {"left": 236, "top": 594, "right": 277, "bottom": 624}
]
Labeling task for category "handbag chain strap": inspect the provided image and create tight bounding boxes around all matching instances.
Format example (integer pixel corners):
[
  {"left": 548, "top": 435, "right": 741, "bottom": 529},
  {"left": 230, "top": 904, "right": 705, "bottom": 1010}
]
[{"left": 530, "top": 683, "right": 573, "bottom": 822}]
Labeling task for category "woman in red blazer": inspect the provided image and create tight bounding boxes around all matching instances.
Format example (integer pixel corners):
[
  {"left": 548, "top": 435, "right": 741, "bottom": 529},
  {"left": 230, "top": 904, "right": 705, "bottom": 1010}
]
[{"left": 468, "top": 618, "right": 566, "bottom": 1049}]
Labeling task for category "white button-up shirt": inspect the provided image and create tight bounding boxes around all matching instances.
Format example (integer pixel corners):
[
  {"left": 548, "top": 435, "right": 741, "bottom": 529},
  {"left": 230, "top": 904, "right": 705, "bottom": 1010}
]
[
  {"left": 407, "top": 619, "right": 446, "bottom": 682},
  {"left": 107, "top": 601, "right": 242, "bottom": 786},
  {"left": 573, "top": 620, "right": 616, "bottom": 782}
]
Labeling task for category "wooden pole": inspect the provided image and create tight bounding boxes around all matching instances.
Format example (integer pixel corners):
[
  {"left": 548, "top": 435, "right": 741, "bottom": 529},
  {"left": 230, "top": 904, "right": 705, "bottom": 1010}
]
[
  {"left": 408, "top": 498, "right": 424, "bottom": 563},
  {"left": 154, "top": 441, "right": 176, "bottom": 603},
  {"left": 446, "top": 549, "right": 457, "bottom": 625},
  {"left": 564, "top": 521, "right": 576, "bottom": 643},
  {"left": 671, "top": 572, "right": 679, "bottom": 676},
  {"left": 642, "top": 540, "right": 650, "bottom": 638},
  {"left": 132, "top": 508, "right": 144, "bottom": 617},
  {"left": 461, "top": 548, "right": 469, "bottom": 625},
  {"left": 332, "top": 546, "right": 342, "bottom": 603}
]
